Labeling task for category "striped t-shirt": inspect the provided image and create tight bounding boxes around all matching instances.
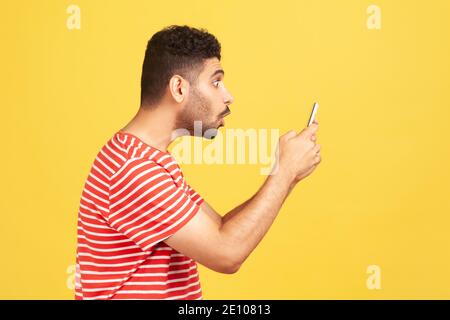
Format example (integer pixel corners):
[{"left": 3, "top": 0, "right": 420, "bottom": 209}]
[{"left": 75, "top": 130, "right": 204, "bottom": 300}]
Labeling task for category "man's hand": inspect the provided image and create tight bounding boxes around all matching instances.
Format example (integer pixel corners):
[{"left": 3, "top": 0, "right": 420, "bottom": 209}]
[{"left": 273, "top": 120, "right": 321, "bottom": 186}]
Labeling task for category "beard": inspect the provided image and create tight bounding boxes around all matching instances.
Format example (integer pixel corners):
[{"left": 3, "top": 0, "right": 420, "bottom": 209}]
[{"left": 175, "top": 86, "right": 221, "bottom": 139}]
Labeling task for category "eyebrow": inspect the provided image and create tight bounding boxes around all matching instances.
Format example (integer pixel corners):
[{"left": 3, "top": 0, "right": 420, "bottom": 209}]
[{"left": 210, "top": 69, "right": 225, "bottom": 79}]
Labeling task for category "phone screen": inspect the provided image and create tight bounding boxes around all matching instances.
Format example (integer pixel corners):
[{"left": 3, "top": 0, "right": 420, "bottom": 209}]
[{"left": 307, "top": 102, "right": 319, "bottom": 126}]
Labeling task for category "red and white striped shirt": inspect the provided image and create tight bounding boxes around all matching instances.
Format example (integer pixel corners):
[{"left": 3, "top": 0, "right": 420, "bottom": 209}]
[{"left": 75, "top": 131, "right": 204, "bottom": 300}]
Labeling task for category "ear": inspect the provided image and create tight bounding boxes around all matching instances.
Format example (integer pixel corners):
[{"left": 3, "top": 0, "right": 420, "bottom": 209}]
[{"left": 168, "top": 75, "right": 189, "bottom": 104}]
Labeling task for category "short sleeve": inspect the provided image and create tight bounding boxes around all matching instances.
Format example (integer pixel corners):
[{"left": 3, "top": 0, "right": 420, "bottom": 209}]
[
  {"left": 186, "top": 184, "right": 204, "bottom": 206},
  {"left": 108, "top": 160, "right": 202, "bottom": 252}
]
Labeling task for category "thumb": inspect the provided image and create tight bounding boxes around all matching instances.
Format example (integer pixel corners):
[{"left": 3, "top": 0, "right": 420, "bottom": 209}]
[
  {"left": 282, "top": 129, "right": 298, "bottom": 140},
  {"left": 299, "top": 123, "right": 319, "bottom": 137}
]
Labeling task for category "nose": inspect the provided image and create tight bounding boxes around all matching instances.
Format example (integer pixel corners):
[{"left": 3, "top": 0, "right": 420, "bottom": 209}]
[{"left": 224, "top": 90, "right": 234, "bottom": 105}]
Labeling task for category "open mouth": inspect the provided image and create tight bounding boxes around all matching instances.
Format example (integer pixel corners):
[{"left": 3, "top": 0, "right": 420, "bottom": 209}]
[{"left": 218, "top": 108, "right": 230, "bottom": 128}]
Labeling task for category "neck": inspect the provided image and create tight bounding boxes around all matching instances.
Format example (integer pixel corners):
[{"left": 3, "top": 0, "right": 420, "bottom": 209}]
[{"left": 120, "top": 104, "right": 177, "bottom": 153}]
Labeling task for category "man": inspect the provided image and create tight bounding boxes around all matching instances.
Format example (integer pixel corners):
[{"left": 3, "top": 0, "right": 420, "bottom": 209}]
[{"left": 75, "top": 25, "right": 321, "bottom": 300}]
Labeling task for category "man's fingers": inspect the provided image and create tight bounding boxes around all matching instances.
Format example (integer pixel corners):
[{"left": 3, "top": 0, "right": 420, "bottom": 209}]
[
  {"left": 300, "top": 123, "right": 319, "bottom": 137},
  {"left": 282, "top": 129, "right": 297, "bottom": 140},
  {"left": 311, "top": 144, "right": 321, "bottom": 154},
  {"left": 314, "top": 154, "right": 322, "bottom": 165}
]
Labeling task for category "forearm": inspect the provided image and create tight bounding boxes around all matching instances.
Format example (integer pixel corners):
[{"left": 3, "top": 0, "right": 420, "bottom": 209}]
[
  {"left": 221, "top": 195, "right": 254, "bottom": 226},
  {"left": 220, "top": 171, "right": 294, "bottom": 266}
]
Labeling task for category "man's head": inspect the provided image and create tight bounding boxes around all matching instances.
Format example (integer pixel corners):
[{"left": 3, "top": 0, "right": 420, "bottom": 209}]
[{"left": 140, "top": 25, "right": 234, "bottom": 139}]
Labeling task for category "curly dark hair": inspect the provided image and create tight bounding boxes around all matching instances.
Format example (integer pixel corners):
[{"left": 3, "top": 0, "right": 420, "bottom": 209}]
[{"left": 140, "top": 25, "right": 222, "bottom": 107}]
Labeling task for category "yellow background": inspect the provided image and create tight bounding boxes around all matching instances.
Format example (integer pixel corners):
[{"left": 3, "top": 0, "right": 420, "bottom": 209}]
[{"left": 1, "top": 0, "right": 449, "bottom": 299}]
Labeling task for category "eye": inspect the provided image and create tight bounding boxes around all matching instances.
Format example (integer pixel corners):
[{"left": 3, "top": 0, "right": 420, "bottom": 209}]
[{"left": 213, "top": 80, "right": 221, "bottom": 87}]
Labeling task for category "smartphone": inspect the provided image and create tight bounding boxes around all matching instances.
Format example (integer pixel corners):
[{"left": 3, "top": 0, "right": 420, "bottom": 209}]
[{"left": 307, "top": 102, "right": 319, "bottom": 127}]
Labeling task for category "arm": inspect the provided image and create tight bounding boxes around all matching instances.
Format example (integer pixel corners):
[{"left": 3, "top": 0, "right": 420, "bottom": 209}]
[
  {"left": 200, "top": 196, "right": 255, "bottom": 228},
  {"left": 165, "top": 170, "right": 293, "bottom": 274},
  {"left": 165, "top": 124, "right": 320, "bottom": 274},
  {"left": 219, "top": 170, "right": 293, "bottom": 268},
  {"left": 199, "top": 201, "right": 224, "bottom": 228}
]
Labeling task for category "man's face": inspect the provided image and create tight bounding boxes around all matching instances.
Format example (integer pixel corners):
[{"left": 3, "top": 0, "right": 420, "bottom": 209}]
[{"left": 175, "top": 57, "right": 234, "bottom": 139}]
